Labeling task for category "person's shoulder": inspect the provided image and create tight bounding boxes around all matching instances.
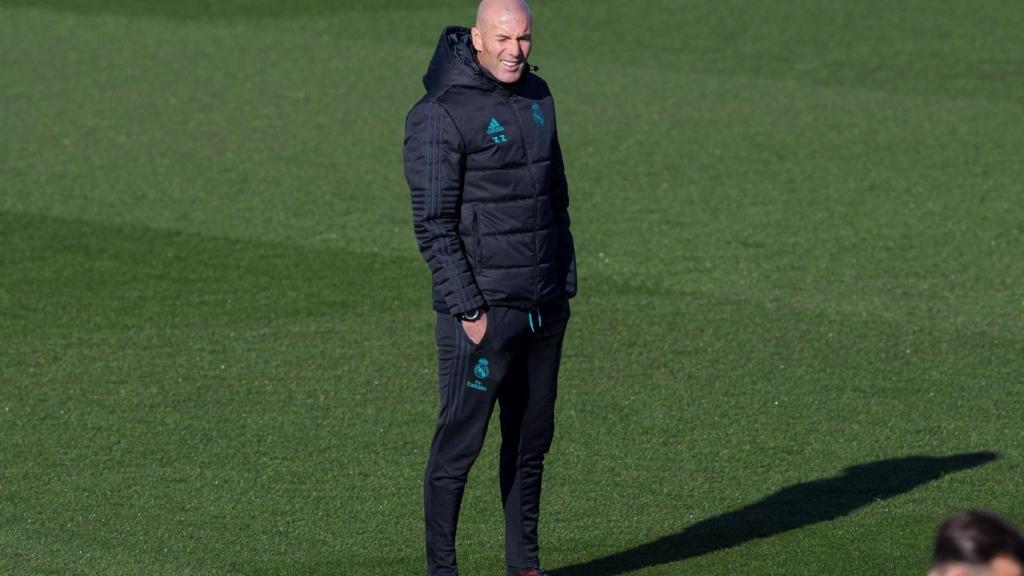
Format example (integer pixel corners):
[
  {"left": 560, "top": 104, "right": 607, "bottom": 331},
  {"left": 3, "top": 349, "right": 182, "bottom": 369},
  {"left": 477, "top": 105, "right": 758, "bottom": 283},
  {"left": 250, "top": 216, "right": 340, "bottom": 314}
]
[
  {"left": 524, "top": 71, "right": 551, "bottom": 89},
  {"left": 407, "top": 88, "right": 451, "bottom": 120},
  {"left": 516, "top": 72, "right": 554, "bottom": 99},
  {"left": 406, "top": 89, "right": 477, "bottom": 143},
  {"left": 410, "top": 85, "right": 477, "bottom": 114},
  {"left": 433, "top": 84, "right": 484, "bottom": 111}
]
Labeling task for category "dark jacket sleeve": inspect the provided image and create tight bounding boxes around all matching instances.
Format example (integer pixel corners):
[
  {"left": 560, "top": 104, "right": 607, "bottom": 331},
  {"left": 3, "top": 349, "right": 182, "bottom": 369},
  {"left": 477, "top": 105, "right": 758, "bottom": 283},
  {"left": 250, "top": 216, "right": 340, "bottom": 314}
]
[
  {"left": 550, "top": 128, "right": 577, "bottom": 299},
  {"left": 404, "top": 100, "right": 486, "bottom": 316}
]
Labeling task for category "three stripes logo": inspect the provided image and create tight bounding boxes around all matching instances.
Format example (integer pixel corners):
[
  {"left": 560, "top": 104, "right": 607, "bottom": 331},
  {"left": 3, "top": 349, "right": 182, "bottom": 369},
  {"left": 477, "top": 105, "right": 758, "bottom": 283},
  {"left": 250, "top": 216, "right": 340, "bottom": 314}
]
[{"left": 486, "top": 117, "right": 508, "bottom": 144}]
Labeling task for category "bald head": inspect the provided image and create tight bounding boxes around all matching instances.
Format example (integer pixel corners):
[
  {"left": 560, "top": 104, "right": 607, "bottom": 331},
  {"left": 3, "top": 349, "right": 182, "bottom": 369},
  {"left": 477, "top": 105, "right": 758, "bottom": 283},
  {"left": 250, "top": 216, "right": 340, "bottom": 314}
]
[
  {"left": 471, "top": 0, "right": 533, "bottom": 84},
  {"left": 476, "top": 0, "right": 531, "bottom": 29}
]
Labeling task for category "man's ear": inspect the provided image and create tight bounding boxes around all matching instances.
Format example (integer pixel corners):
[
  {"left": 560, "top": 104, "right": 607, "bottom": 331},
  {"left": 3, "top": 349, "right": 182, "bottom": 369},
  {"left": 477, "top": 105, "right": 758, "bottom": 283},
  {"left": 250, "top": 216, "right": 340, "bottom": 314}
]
[{"left": 471, "top": 26, "right": 483, "bottom": 52}]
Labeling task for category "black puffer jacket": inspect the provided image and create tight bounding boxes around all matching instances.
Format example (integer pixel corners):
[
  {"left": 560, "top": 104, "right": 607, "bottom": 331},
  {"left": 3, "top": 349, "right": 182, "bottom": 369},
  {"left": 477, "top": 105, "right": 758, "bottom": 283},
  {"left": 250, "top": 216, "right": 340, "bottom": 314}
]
[{"left": 404, "top": 26, "right": 577, "bottom": 316}]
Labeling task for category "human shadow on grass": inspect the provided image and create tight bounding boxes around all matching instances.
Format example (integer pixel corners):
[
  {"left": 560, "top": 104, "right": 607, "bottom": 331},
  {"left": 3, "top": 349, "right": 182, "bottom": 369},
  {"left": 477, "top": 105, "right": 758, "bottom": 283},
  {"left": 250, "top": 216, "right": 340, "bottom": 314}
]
[{"left": 552, "top": 452, "right": 997, "bottom": 576}]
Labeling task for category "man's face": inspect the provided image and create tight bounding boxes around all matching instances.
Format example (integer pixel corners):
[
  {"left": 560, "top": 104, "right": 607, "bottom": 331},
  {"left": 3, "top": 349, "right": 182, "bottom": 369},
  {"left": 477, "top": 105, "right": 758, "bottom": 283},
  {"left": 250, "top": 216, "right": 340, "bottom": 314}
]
[
  {"left": 930, "top": 557, "right": 1024, "bottom": 576},
  {"left": 471, "top": 8, "right": 532, "bottom": 84},
  {"left": 990, "top": 556, "right": 1024, "bottom": 576}
]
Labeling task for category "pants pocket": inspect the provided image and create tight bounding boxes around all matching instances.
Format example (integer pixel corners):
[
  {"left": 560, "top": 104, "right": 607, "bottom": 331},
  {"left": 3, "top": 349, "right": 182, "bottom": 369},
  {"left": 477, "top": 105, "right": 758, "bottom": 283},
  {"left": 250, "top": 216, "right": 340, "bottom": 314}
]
[
  {"left": 454, "top": 308, "right": 496, "bottom": 350},
  {"left": 448, "top": 309, "right": 503, "bottom": 424}
]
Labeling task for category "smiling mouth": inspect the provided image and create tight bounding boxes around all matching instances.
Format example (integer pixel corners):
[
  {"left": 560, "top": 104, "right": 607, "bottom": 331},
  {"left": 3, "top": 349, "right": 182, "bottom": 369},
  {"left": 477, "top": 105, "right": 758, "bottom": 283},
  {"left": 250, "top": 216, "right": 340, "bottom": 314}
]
[{"left": 501, "top": 60, "right": 522, "bottom": 71}]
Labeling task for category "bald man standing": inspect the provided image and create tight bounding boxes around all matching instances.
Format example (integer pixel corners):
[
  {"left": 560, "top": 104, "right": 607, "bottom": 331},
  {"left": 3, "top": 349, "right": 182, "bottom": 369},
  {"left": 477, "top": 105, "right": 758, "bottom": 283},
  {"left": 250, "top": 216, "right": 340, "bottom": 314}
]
[{"left": 403, "top": 1, "right": 576, "bottom": 575}]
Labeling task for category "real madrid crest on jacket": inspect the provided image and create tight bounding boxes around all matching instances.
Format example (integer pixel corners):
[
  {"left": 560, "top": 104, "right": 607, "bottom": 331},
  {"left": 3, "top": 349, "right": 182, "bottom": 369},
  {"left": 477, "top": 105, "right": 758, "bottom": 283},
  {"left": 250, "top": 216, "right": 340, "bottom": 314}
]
[{"left": 404, "top": 26, "right": 577, "bottom": 316}]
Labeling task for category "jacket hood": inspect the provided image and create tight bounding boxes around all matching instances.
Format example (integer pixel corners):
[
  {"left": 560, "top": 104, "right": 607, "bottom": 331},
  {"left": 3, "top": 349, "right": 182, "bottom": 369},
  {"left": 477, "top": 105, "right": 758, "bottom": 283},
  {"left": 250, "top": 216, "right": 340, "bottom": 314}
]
[{"left": 423, "top": 26, "right": 523, "bottom": 92}]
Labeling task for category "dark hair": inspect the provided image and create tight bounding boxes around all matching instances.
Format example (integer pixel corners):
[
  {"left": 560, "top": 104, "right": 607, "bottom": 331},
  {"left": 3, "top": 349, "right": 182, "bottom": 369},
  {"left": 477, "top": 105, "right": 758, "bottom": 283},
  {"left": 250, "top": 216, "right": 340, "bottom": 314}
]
[{"left": 933, "top": 509, "right": 1024, "bottom": 566}]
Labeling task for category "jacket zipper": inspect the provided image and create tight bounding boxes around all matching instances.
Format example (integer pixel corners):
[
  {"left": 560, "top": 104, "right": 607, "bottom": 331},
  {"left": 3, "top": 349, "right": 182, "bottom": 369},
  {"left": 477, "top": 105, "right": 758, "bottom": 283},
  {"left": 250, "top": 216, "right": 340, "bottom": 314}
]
[
  {"left": 472, "top": 205, "right": 482, "bottom": 274},
  {"left": 505, "top": 96, "right": 542, "bottom": 308}
]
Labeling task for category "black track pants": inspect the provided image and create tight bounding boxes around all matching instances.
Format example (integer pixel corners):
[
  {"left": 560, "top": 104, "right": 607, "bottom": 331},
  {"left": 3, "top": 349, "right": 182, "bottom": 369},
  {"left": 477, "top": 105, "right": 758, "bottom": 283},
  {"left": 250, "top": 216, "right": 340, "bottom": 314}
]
[{"left": 424, "top": 300, "right": 569, "bottom": 576}]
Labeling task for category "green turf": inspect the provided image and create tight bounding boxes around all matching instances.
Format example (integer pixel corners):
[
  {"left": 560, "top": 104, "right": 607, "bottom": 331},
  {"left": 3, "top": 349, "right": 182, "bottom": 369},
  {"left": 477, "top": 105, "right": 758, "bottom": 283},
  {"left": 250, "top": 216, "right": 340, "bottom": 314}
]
[{"left": 2, "top": 1, "right": 1022, "bottom": 574}]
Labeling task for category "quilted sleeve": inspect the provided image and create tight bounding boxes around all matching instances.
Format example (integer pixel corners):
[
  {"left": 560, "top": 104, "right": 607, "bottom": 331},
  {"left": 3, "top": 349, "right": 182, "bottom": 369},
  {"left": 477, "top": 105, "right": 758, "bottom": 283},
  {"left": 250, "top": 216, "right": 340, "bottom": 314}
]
[{"left": 404, "top": 101, "right": 486, "bottom": 315}]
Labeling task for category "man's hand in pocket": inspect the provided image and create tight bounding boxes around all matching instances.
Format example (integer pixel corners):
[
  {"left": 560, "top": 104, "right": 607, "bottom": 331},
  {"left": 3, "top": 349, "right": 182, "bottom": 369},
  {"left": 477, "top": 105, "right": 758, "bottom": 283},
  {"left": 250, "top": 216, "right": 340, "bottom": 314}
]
[{"left": 461, "top": 313, "right": 488, "bottom": 345}]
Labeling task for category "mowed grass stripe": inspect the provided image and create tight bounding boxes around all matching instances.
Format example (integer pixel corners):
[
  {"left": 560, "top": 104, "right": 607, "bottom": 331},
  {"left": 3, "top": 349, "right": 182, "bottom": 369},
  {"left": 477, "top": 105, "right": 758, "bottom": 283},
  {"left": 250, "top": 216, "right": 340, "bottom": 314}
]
[{"left": 1, "top": 211, "right": 432, "bottom": 574}]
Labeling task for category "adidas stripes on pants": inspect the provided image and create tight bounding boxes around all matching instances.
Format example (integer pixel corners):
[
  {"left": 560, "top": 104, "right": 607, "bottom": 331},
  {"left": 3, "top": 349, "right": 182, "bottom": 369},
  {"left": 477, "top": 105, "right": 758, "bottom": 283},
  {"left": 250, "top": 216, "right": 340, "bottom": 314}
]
[{"left": 424, "top": 299, "right": 569, "bottom": 576}]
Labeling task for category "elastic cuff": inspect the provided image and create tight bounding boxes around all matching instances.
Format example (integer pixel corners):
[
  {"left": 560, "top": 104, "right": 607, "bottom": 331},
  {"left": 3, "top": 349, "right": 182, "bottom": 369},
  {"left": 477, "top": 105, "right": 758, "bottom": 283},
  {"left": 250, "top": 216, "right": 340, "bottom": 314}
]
[{"left": 448, "top": 294, "right": 486, "bottom": 317}]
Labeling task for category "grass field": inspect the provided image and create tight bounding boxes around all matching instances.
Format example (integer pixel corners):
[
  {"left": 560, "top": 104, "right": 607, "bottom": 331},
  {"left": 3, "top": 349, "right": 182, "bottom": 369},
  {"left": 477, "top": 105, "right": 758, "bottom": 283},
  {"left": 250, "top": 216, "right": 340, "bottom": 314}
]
[{"left": 2, "top": 1, "right": 1023, "bottom": 574}]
